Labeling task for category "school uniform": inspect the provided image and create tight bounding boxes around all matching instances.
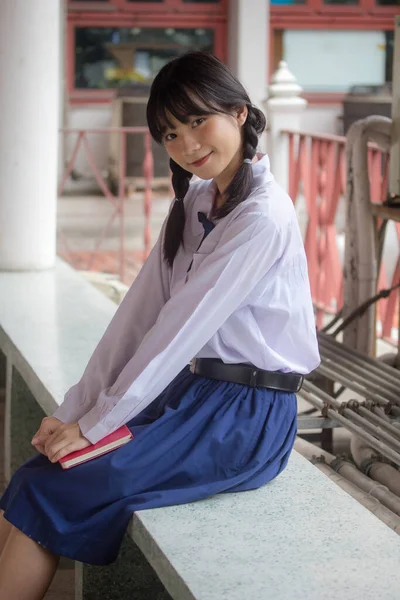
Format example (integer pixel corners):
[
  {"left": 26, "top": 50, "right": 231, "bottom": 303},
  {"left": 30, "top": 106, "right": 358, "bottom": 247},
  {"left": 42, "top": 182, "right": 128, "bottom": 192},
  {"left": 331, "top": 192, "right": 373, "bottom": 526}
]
[{"left": 0, "top": 155, "right": 320, "bottom": 565}]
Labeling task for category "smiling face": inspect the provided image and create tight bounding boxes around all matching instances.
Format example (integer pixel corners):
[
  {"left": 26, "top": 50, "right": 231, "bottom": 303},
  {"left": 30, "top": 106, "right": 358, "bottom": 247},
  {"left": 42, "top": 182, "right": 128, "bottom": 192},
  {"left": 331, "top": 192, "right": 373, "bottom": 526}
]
[{"left": 162, "top": 108, "right": 248, "bottom": 193}]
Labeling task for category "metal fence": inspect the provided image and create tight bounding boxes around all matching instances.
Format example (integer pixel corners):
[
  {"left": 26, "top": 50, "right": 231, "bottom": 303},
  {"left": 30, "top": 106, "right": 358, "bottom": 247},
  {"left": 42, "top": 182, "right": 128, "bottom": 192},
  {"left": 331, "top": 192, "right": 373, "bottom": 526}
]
[{"left": 58, "top": 126, "right": 398, "bottom": 345}]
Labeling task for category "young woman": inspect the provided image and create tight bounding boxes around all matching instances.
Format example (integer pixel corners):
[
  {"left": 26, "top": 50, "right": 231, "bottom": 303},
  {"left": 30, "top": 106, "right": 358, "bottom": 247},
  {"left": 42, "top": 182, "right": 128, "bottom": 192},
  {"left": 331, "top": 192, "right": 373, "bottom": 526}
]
[{"left": 0, "top": 52, "right": 320, "bottom": 599}]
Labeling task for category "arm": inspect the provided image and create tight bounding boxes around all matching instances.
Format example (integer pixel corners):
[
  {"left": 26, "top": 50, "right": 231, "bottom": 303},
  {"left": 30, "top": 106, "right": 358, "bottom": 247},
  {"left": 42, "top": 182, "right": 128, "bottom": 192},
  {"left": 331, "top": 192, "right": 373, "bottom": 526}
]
[
  {"left": 78, "top": 212, "right": 285, "bottom": 444},
  {"left": 52, "top": 216, "right": 171, "bottom": 425}
]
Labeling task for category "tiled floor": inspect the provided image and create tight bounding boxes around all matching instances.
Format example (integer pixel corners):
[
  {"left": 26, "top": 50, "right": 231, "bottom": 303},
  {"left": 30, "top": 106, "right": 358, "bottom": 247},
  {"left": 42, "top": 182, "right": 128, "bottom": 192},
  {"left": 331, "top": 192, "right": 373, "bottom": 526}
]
[{"left": 0, "top": 392, "right": 75, "bottom": 599}]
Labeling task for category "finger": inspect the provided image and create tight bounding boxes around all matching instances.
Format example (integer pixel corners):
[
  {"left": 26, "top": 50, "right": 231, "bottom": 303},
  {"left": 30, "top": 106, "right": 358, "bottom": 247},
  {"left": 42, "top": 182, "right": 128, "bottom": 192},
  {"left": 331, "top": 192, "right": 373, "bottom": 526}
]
[
  {"left": 46, "top": 430, "right": 76, "bottom": 462},
  {"left": 44, "top": 426, "right": 68, "bottom": 454},
  {"left": 32, "top": 419, "right": 61, "bottom": 445},
  {"left": 49, "top": 439, "right": 89, "bottom": 464},
  {"left": 45, "top": 434, "right": 65, "bottom": 458},
  {"left": 32, "top": 442, "right": 47, "bottom": 456},
  {"left": 33, "top": 429, "right": 54, "bottom": 448},
  {"left": 31, "top": 426, "right": 44, "bottom": 445}
]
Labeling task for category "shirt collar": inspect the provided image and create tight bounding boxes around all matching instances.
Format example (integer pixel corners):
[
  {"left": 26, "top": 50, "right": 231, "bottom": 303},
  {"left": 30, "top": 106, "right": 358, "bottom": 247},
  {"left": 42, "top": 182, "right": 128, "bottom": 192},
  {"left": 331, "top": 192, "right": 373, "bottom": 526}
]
[{"left": 190, "top": 154, "right": 272, "bottom": 237}]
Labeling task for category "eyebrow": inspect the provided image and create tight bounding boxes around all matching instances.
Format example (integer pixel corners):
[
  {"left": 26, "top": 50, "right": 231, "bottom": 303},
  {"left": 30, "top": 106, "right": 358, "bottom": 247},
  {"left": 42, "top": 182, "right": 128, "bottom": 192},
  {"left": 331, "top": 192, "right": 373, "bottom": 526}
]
[{"left": 165, "top": 114, "right": 207, "bottom": 129}]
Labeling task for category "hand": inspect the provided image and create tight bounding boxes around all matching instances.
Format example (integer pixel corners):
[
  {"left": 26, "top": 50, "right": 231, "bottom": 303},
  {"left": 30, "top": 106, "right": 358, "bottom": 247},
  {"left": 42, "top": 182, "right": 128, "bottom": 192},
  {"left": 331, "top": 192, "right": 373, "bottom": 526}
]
[
  {"left": 32, "top": 417, "right": 63, "bottom": 455},
  {"left": 44, "top": 422, "right": 91, "bottom": 463}
]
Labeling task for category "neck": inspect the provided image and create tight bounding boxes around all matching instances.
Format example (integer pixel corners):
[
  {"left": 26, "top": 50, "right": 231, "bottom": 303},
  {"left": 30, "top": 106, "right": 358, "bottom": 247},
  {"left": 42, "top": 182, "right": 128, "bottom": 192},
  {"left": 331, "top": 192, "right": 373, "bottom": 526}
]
[
  {"left": 212, "top": 153, "right": 259, "bottom": 214},
  {"left": 214, "top": 150, "right": 243, "bottom": 198}
]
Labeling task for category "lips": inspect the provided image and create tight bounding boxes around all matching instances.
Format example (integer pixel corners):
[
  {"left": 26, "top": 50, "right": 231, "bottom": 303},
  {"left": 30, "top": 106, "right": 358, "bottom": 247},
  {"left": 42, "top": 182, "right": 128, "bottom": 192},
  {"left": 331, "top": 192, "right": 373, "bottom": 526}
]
[{"left": 190, "top": 152, "right": 212, "bottom": 168}]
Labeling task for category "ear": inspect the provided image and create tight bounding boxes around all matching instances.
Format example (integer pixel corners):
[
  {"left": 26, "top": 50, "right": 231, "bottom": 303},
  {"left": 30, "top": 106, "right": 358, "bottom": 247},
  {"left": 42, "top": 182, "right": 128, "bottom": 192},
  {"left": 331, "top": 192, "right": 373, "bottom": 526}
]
[{"left": 236, "top": 105, "right": 248, "bottom": 127}]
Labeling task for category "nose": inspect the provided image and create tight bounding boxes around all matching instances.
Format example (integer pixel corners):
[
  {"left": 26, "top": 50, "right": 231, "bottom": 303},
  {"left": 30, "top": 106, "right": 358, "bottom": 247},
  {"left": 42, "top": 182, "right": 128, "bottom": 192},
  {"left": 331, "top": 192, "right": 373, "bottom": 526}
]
[{"left": 180, "top": 131, "right": 201, "bottom": 157}]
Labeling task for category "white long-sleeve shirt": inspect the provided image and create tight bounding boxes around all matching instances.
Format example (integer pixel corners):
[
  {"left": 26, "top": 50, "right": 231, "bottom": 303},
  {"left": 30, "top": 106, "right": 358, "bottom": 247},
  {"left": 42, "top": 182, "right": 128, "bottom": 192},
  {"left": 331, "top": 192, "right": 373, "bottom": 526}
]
[{"left": 53, "top": 155, "right": 320, "bottom": 443}]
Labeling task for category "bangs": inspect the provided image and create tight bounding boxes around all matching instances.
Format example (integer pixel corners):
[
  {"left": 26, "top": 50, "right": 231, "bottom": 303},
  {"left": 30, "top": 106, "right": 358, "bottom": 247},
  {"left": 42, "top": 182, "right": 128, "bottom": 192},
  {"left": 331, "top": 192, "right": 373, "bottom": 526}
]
[{"left": 148, "top": 80, "right": 226, "bottom": 143}]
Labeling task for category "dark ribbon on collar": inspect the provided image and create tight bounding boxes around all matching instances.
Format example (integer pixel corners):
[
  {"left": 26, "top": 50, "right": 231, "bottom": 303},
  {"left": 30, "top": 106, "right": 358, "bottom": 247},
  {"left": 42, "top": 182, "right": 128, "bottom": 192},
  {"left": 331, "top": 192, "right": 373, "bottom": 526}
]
[{"left": 187, "top": 211, "right": 216, "bottom": 273}]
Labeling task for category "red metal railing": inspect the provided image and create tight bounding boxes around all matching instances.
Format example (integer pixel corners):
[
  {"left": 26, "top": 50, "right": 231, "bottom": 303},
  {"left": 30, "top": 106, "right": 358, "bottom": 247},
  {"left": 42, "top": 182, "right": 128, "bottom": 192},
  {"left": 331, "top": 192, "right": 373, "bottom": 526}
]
[
  {"left": 283, "top": 129, "right": 397, "bottom": 344},
  {"left": 58, "top": 126, "right": 397, "bottom": 344},
  {"left": 286, "top": 131, "right": 346, "bottom": 325},
  {"left": 58, "top": 127, "right": 154, "bottom": 283}
]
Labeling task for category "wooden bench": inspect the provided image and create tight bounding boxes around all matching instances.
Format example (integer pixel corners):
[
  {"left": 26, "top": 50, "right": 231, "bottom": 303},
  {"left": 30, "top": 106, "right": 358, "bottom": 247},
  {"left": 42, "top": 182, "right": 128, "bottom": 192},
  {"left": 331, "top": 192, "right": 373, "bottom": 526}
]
[{"left": 1, "top": 260, "right": 400, "bottom": 600}]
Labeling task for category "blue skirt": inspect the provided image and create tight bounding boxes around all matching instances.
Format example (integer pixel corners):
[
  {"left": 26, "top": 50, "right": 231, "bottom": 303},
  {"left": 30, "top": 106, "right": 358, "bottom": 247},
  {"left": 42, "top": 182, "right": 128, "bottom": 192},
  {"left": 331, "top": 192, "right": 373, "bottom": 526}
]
[{"left": 0, "top": 365, "right": 297, "bottom": 565}]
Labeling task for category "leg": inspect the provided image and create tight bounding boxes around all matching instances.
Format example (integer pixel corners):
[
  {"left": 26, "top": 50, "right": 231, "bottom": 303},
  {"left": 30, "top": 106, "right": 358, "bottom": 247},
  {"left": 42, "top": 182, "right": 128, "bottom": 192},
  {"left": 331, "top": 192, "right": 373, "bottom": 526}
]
[
  {"left": 0, "top": 510, "right": 12, "bottom": 556},
  {"left": 0, "top": 526, "right": 59, "bottom": 600}
]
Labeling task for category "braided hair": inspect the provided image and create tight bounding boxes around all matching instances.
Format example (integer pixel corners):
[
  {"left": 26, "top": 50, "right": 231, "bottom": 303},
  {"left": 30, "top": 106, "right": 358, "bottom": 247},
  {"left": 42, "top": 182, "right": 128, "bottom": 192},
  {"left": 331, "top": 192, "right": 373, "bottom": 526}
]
[{"left": 146, "top": 52, "right": 266, "bottom": 267}]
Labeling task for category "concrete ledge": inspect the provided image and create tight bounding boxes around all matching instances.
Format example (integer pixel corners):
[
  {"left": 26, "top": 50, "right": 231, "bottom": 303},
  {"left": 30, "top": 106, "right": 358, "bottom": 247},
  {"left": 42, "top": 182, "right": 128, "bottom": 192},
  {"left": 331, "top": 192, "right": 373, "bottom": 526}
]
[
  {"left": 132, "top": 453, "right": 400, "bottom": 600},
  {"left": 1, "top": 260, "right": 400, "bottom": 599},
  {"left": 0, "top": 260, "right": 116, "bottom": 416}
]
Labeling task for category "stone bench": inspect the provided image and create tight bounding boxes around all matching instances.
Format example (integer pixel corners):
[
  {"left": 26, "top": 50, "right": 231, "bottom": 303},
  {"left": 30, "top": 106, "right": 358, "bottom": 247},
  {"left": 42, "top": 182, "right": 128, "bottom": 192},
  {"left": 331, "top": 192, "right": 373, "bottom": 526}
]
[{"left": 1, "top": 259, "right": 400, "bottom": 600}]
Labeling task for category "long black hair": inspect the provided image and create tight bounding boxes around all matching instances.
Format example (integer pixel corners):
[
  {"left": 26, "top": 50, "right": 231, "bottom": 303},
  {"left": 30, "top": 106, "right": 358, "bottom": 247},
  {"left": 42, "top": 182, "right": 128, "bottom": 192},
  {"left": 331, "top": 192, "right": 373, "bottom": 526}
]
[{"left": 146, "top": 51, "right": 266, "bottom": 267}]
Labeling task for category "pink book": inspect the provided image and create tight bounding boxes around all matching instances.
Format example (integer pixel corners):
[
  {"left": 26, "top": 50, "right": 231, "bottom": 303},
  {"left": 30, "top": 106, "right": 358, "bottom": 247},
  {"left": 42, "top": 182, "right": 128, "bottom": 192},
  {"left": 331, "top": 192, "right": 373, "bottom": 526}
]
[{"left": 59, "top": 425, "right": 133, "bottom": 470}]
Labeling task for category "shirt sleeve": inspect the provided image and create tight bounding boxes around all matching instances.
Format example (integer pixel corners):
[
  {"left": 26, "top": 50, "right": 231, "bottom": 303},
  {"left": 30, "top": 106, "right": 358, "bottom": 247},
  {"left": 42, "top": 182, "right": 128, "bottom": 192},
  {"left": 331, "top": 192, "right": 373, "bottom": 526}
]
[
  {"left": 52, "top": 215, "right": 171, "bottom": 425},
  {"left": 78, "top": 212, "right": 286, "bottom": 444}
]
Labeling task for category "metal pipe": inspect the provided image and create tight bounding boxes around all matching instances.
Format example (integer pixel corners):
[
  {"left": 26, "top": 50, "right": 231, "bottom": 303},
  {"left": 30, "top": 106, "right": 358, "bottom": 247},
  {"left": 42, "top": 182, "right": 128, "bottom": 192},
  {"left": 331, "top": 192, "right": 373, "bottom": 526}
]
[
  {"left": 294, "top": 437, "right": 335, "bottom": 462},
  {"left": 302, "top": 381, "right": 400, "bottom": 453},
  {"left": 373, "top": 406, "right": 392, "bottom": 423},
  {"left": 302, "top": 380, "right": 344, "bottom": 410},
  {"left": 300, "top": 389, "right": 400, "bottom": 466},
  {"left": 295, "top": 437, "right": 400, "bottom": 516},
  {"left": 318, "top": 333, "right": 400, "bottom": 385},
  {"left": 358, "top": 406, "right": 400, "bottom": 439},
  {"left": 316, "top": 462, "right": 400, "bottom": 534},
  {"left": 351, "top": 436, "right": 400, "bottom": 497},
  {"left": 318, "top": 343, "right": 400, "bottom": 399},
  {"left": 370, "top": 462, "right": 400, "bottom": 498},
  {"left": 317, "top": 362, "right": 395, "bottom": 407},
  {"left": 343, "top": 410, "right": 400, "bottom": 454}
]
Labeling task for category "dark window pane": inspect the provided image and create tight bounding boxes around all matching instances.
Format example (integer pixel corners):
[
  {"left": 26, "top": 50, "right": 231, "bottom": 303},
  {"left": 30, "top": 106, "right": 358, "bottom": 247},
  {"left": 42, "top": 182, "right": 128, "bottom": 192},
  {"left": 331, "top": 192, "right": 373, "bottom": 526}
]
[
  {"left": 323, "top": 0, "right": 358, "bottom": 4},
  {"left": 385, "top": 31, "right": 394, "bottom": 81},
  {"left": 270, "top": 0, "right": 306, "bottom": 5},
  {"left": 75, "top": 27, "right": 214, "bottom": 89},
  {"left": 376, "top": 0, "right": 400, "bottom": 4}
]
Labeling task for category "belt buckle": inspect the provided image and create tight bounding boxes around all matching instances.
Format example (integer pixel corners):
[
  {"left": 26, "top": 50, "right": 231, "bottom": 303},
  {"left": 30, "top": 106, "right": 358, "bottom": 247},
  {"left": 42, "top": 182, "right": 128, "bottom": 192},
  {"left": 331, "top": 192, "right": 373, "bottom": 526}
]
[
  {"left": 296, "top": 375, "right": 304, "bottom": 393},
  {"left": 249, "top": 368, "right": 258, "bottom": 387},
  {"left": 190, "top": 358, "right": 197, "bottom": 374}
]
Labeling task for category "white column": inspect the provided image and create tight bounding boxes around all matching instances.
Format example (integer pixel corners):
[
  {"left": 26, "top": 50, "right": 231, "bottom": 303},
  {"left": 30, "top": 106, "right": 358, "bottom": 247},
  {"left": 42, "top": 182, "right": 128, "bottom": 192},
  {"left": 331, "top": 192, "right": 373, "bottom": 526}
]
[
  {"left": 228, "top": 0, "right": 269, "bottom": 118},
  {"left": 59, "top": 0, "right": 68, "bottom": 184},
  {"left": 266, "top": 61, "right": 307, "bottom": 191},
  {"left": 0, "top": 0, "right": 61, "bottom": 270},
  {"left": 390, "top": 15, "right": 400, "bottom": 199}
]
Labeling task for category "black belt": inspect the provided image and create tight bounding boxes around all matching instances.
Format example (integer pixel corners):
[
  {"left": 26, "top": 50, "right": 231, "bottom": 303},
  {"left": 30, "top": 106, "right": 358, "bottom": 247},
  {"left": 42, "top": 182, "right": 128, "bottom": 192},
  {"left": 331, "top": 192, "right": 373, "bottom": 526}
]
[{"left": 190, "top": 358, "right": 304, "bottom": 393}]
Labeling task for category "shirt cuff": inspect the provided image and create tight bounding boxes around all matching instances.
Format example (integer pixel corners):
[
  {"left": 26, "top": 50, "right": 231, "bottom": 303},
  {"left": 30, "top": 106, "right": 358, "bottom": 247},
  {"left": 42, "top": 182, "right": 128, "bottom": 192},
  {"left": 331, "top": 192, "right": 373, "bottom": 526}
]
[
  {"left": 52, "top": 402, "right": 76, "bottom": 424},
  {"left": 78, "top": 411, "right": 111, "bottom": 444}
]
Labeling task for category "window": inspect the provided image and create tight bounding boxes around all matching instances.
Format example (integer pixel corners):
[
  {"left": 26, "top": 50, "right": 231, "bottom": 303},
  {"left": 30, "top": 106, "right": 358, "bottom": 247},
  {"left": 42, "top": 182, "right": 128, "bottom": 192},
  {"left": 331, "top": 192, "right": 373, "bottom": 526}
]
[
  {"left": 385, "top": 31, "right": 394, "bottom": 81},
  {"left": 69, "top": 0, "right": 226, "bottom": 11},
  {"left": 270, "top": 0, "right": 305, "bottom": 4},
  {"left": 323, "top": 0, "right": 358, "bottom": 4},
  {"left": 74, "top": 27, "right": 214, "bottom": 89},
  {"left": 283, "top": 30, "right": 387, "bottom": 92}
]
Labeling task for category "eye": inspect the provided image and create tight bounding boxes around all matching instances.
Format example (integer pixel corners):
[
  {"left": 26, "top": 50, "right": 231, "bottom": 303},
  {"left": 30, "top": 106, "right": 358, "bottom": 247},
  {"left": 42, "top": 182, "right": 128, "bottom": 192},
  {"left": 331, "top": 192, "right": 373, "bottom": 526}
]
[
  {"left": 164, "top": 132, "right": 176, "bottom": 142},
  {"left": 192, "top": 117, "right": 206, "bottom": 128}
]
